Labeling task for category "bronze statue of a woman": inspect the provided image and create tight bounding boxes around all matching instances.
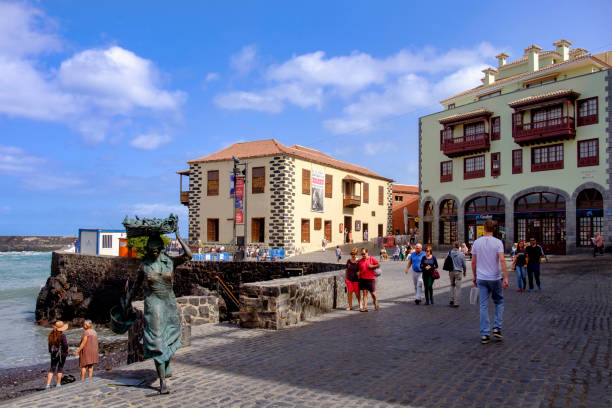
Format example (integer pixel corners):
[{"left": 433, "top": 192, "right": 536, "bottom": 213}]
[{"left": 122, "top": 215, "right": 192, "bottom": 394}]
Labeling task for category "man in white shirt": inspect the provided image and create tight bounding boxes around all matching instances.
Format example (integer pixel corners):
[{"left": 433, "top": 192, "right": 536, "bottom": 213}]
[{"left": 471, "top": 219, "right": 509, "bottom": 344}]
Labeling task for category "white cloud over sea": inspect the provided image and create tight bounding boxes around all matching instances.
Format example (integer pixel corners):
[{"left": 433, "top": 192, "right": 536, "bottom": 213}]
[
  {"left": 214, "top": 43, "right": 495, "bottom": 134},
  {"left": 0, "top": 1, "right": 185, "bottom": 146}
]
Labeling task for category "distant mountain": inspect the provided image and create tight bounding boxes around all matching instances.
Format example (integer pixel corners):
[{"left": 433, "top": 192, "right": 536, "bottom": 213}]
[{"left": 0, "top": 236, "right": 76, "bottom": 252}]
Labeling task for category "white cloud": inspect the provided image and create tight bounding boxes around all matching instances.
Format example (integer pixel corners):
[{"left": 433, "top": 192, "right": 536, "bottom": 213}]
[
  {"left": 363, "top": 141, "right": 396, "bottom": 156},
  {"left": 0, "top": 2, "right": 185, "bottom": 146},
  {"left": 0, "top": 205, "right": 10, "bottom": 214},
  {"left": 230, "top": 44, "right": 257, "bottom": 76},
  {"left": 206, "top": 72, "right": 220, "bottom": 82},
  {"left": 0, "top": 144, "right": 84, "bottom": 191},
  {"left": 0, "top": 2, "right": 61, "bottom": 58},
  {"left": 130, "top": 133, "right": 172, "bottom": 150},
  {"left": 215, "top": 43, "right": 497, "bottom": 133}
]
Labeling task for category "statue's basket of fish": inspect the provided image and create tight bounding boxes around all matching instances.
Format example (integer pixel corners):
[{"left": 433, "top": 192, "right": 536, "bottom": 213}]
[
  {"left": 122, "top": 214, "right": 178, "bottom": 238},
  {"left": 110, "top": 305, "right": 136, "bottom": 334}
]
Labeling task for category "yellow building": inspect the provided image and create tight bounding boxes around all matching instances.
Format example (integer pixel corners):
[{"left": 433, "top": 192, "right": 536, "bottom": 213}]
[
  {"left": 419, "top": 40, "right": 611, "bottom": 254},
  {"left": 179, "top": 140, "right": 393, "bottom": 256}
]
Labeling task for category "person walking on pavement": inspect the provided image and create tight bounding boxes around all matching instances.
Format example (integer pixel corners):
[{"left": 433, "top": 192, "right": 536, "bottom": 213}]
[
  {"left": 593, "top": 232, "right": 604, "bottom": 257},
  {"left": 345, "top": 248, "right": 361, "bottom": 310},
  {"left": 336, "top": 246, "right": 342, "bottom": 263},
  {"left": 448, "top": 241, "right": 466, "bottom": 307},
  {"left": 512, "top": 240, "right": 527, "bottom": 292},
  {"left": 471, "top": 219, "right": 509, "bottom": 344},
  {"left": 420, "top": 245, "right": 438, "bottom": 305},
  {"left": 406, "top": 243, "right": 426, "bottom": 304},
  {"left": 526, "top": 237, "right": 545, "bottom": 292},
  {"left": 358, "top": 248, "right": 380, "bottom": 312}
]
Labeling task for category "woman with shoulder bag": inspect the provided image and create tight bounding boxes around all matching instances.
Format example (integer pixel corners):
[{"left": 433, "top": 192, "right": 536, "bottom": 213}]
[
  {"left": 74, "top": 320, "right": 99, "bottom": 380},
  {"left": 345, "top": 248, "right": 361, "bottom": 310},
  {"left": 513, "top": 240, "right": 527, "bottom": 292},
  {"left": 45, "top": 321, "right": 70, "bottom": 389},
  {"left": 420, "top": 246, "right": 438, "bottom": 305}
]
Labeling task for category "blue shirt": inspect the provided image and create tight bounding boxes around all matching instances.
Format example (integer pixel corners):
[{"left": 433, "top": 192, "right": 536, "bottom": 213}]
[{"left": 409, "top": 251, "right": 426, "bottom": 272}]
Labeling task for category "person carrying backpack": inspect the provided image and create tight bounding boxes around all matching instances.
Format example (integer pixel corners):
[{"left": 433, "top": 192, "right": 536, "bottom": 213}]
[
  {"left": 46, "top": 320, "right": 70, "bottom": 389},
  {"left": 444, "top": 241, "right": 466, "bottom": 307}
]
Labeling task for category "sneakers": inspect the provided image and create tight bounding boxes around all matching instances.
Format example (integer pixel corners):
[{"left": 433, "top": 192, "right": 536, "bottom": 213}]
[
  {"left": 493, "top": 328, "right": 503, "bottom": 340},
  {"left": 480, "top": 335, "right": 491, "bottom": 344},
  {"left": 537, "top": 285, "right": 542, "bottom": 291},
  {"left": 55, "top": 384, "right": 61, "bottom": 388},
  {"left": 528, "top": 289, "right": 534, "bottom": 292},
  {"left": 415, "top": 299, "right": 421, "bottom": 305},
  {"left": 45, "top": 384, "right": 51, "bottom": 390},
  {"left": 449, "top": 300, "right": 454, "bottom": 306}
]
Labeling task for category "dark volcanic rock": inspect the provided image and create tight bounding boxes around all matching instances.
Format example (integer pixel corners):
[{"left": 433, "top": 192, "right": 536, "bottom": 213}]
[{"left": 0, "top": 236, "right": 76, "bottom": 252}]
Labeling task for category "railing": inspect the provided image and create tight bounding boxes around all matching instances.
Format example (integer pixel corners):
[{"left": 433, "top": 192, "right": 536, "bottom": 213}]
[
  {"left": 180, "top": 191, "right": 189, "bottom": 205},
  {"left": 513, "top": 116, "right": 575, "bottom": 144},
  {"left": 343, "top": 195, "right": 361, "bottom": 208},
  {"left": 441, "top": 133, "right": 489, "bottom": 157}
]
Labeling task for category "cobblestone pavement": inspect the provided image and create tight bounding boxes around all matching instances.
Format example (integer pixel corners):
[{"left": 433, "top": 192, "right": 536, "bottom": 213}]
[{"left": 5, "top": 254, "right": 610, "bottom": 408}]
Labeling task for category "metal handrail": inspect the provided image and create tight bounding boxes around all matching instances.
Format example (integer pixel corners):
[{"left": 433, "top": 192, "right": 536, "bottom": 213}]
[{"left": 216, "top": 275, "right": 240, "bottom": 308}]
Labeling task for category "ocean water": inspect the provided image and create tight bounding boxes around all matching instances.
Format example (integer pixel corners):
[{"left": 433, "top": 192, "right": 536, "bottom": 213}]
[{"left": 0, "top": 252, "right": 124, "bottom": 369}]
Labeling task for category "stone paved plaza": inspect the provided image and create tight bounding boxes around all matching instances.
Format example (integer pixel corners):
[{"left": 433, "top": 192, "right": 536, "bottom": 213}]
[{"left": 5, "top": 253, "right": 610, "bottom": 408}]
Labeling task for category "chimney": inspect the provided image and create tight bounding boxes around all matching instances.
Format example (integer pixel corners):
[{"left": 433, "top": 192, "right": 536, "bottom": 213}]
[
  {"left": 495, "top": 53, "right": 509, "bottom": 68},
  {"left": 481, "top": 68, "right": 497, "bottom": 85},
  {"left": 525, "top": 44, "right": 542, "bottom": 72},
  {"left": 553, "top": 39, "right": 572, "bottom": 61}
]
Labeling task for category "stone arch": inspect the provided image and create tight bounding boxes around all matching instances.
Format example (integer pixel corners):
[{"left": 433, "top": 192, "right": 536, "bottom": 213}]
[
  {"left": 572, "top": 182, "right": 607, "bottom": 251},
  {"left": 437, "top": 194, "right": 460, "bottom": 246},
  {"left": 462, "top": 190, "right": 510, "bottom": 251},
  {"left": 511, "top": 186, "right": 571, "bottom": 255},
  {"left": 419, "top": 196, "right": 435, "bottom": 245},
  {"left": 462, "top": 190, "right": 508, "bottom": 209},
  {"left": 510, "top": 186, "right": 570, "bottom": 206},
  {"left": 570, "top": 182, "right": 607, "bottom": 201}
]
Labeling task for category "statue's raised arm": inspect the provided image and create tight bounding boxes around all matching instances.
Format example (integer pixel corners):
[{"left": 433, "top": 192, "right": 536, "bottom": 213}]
[{"left": 172, "top": 224, "right": 192, "bottom": 267}]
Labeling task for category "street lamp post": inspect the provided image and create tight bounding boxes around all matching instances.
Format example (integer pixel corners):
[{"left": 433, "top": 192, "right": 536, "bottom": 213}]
[{"left": 232, "top": 156, "right": 248, "bottom": 260}]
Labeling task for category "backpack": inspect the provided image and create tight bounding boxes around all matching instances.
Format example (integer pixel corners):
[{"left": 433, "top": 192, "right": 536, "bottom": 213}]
[
  {"left": 50, "top": 343, "right": 62, "bottom": 359},
  {"left": 443, "top": 251, "right": 454, "bottom": 271}
]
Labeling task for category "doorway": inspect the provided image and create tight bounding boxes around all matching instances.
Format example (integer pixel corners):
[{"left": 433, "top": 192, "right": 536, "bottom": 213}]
[
  {"left": 344, "top": 216, "right": 352, "bottom": 243},
  {"left": 363, "top": 223, "right": 368, "bottom": 242}
]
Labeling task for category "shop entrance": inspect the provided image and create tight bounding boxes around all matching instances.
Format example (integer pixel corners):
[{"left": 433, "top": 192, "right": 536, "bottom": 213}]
[
  {"left": 423, "top": 201, "right": 433, "bottom": 245},
  {"left": 344, "top": 216, "right": 352, "bottom": 243},
  {"left": 514, "top": 192, "right": 566, "bottom": 254},
  {"left": 464, "top": 196, "right": 506, "bottom": 247},
  {"left": 576, "top": 189, "right": 603, "bottom": 247}
]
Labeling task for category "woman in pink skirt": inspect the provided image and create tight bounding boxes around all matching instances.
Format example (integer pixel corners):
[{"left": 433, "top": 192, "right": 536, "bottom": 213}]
[
  {"left": 74, "top": 320, "right": 99, "bottom": 380},
  {"left": 345, "top": 248, "right": 361, "bottom": 310}
]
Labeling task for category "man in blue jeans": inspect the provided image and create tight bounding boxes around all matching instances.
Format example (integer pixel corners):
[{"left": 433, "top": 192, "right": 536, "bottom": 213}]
[{"left": 471, "top": 220, "right": 509, "bottom": 344}]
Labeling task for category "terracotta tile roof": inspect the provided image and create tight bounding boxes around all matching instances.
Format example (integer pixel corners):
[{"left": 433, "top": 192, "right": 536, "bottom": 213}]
[
  {"left": 508, "top": 89, "right": 580, "bottom": 108},
  {"left": 439, "top": 108, "right": 492, "bottom": 125},
  {"left": 392, "top": 184, "right": 418, "bottom": 194},
  {"left": 187, "top": 139, "right": 393, "bottom": 182},
  {"left": 440, "top": 54, "right": 608, "bottom": 104}
]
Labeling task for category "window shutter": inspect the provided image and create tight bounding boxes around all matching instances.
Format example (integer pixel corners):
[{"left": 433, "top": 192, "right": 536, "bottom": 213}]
[
  {"left": 378, "top": 186, "right": 384, "bottom": 205},
  {"left": 302, "top": 169, "right": 310, "bottom": 195},
  {"left": 363, "top": 183, "right": 369, "bottom": 203},
  {"left": 325, "top": 174, "right": 332, "bottom": 198}
]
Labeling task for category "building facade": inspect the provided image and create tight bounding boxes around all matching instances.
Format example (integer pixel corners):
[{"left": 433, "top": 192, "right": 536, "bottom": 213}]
[
  {"left": 391, "top": 184, "right": 419, "bottom": 235},
  {"left": 78, "top": 229, "right": 126, "bottom": 256},
  {"left": 419, "top": 40, "right": 611, "bottom": 254},
  {"left": 179, "top": 140, "right": 393, "bottom": 256}
]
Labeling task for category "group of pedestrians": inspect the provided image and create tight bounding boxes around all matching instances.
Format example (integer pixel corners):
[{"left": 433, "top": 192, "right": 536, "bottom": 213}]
[
  {"left": 511, "top": 238, "right": 545, "bottom": 292},
  {"left": 344, "top": 247, "right": 380, "bottom": 312},
  {"left": 45, "top": 320, "right": 99, "bottom": 389}
]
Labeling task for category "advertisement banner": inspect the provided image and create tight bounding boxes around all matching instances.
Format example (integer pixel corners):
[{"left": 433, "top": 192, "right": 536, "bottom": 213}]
[
  {"left": 235, "top": 177, "right": 245, "bottom": 224},
  {"left": 311, "top": 170, "right": 324, "bottom": 212},
  {"left": 230, "top": 173, "right": 235, "bottom": 197}
]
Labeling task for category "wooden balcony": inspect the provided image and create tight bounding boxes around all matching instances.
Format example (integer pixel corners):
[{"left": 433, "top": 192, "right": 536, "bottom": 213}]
[
  {"left": 513, "top": 116, "right": 575, "bottom": 146},
  {"left": 442, "top": 133, "right": 490, "bottom": 157},
  {"left": 343, "top": 195, "right": 361, "bottom": 208},
  {"left": 180, "top": 191, "right": 189, "bottom": 205}
]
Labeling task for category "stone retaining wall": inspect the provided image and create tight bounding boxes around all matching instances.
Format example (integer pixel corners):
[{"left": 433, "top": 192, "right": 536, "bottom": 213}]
[
  {"left": 127, "top": 295, "right": 219, "bottom": 364},
  {"left": 36, "top": 252, "right": 343, "bottom": 326},
  {"left": 239, "top": 271, "right": 348, "bottom": 330}
]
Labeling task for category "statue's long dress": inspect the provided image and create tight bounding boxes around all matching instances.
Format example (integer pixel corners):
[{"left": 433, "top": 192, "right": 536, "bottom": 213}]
[{"left": 142, "top": 254, "right": 181, "bottom": 364}]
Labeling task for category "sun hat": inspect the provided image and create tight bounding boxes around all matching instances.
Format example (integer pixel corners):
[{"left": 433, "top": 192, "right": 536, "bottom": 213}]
[{"left": 53, "top": 320, "right": 69, "bottom": 331}]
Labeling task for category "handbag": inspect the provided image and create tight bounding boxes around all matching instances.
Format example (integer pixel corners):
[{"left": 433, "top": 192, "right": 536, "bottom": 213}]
[
  {"left": 470, "top": 287, "right": 479, "bottom": 305},
  {"left": 432, "top": 269, "right": 440, "bottom": 280},
  {"left": 374, "top": 268, "right": 382, "bottom": 277}
]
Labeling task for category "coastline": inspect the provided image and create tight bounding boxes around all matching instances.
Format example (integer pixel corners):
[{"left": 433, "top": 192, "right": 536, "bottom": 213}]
[{"left": 0, "top": 337, "right": 127, "bottom": 402}]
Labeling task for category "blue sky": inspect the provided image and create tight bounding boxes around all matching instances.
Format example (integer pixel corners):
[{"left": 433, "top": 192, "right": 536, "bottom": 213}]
[{"left": 1, "top": 0, "right": 611, "bottom": 236}]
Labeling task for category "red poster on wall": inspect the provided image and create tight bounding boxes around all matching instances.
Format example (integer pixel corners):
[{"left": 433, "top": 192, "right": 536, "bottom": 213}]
[
  {"left": 236, "top": 210, "right": 243, "bottom": 224},
  {"left": 235, "top": 178, "right": 244, "bottom": 198}
]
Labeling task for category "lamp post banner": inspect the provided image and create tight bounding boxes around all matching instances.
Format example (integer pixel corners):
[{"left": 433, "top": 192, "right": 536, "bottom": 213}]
[{"left": 235, "top": 177, "right": 245, "bottom": 224}]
